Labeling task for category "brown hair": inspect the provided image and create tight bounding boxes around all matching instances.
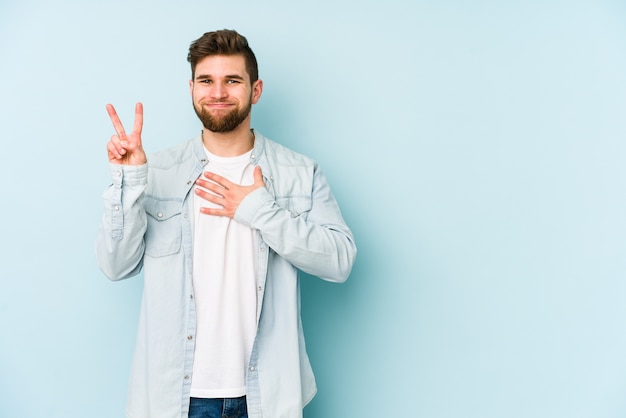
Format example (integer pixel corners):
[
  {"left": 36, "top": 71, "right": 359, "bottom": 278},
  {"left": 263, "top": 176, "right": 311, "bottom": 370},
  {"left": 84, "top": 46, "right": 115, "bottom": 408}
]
[{"left": 187, "top": 29, "right": 259, "bottom": 82}]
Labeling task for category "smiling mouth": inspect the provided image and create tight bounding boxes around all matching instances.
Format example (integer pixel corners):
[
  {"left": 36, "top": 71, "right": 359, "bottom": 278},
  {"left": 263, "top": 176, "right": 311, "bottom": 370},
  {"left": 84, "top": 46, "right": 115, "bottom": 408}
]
[
  {"left": 201, "top": 101, "right": 228, "bottom": 108},
  {"left": 206, "top": 101, "right": 234, "bottom": 106}
]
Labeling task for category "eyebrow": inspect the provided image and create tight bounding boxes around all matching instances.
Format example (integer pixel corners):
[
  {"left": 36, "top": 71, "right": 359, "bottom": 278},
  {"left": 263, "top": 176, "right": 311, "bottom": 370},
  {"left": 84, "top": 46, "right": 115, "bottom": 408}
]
[{"left": 195, "top": 74, "right": 246, "bottom": 81}]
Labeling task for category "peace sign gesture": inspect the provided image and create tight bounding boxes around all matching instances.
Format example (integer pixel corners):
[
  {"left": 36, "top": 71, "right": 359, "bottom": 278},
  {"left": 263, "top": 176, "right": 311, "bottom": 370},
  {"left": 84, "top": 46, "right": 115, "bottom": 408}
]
[{"left": 106, "top": 102, "right": 147, "bottom": 165}]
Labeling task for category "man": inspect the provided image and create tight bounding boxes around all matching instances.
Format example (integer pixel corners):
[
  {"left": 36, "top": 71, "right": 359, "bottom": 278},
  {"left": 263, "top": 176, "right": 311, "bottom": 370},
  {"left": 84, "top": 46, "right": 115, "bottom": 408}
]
[{"left": 96, "top": 29, "right": 356, "bottom": 418}]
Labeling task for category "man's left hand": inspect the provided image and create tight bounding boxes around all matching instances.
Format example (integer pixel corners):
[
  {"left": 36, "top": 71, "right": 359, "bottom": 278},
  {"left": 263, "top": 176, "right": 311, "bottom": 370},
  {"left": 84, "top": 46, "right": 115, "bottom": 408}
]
[{"left": 195, "top": 166, "right": 265, "bottom": 218}]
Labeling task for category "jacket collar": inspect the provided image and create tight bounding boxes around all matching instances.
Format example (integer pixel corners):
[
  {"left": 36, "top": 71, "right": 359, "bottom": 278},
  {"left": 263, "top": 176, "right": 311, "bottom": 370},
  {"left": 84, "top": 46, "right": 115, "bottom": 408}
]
[{"left": 191, "top": 129, "right": 266, "bottom": 163}]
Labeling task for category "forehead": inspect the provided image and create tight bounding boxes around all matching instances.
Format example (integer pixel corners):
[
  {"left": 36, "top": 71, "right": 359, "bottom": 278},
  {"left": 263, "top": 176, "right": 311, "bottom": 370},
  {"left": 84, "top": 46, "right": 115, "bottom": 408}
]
[{"left": 194, "top": 54, "right": 249, "bottom": 79}]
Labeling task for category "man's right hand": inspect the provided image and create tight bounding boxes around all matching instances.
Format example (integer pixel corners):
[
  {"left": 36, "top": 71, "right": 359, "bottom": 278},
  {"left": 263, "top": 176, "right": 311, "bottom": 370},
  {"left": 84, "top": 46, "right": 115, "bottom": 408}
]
[{"left": 106, "top": 102, "right": 147, "bottom": 165}]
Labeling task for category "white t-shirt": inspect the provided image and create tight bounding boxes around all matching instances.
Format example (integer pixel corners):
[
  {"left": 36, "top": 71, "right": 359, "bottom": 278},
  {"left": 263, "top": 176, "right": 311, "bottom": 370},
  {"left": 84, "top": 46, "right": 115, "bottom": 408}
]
[{"left": 190, "top": 147, "right": 258, "bottom": 398}]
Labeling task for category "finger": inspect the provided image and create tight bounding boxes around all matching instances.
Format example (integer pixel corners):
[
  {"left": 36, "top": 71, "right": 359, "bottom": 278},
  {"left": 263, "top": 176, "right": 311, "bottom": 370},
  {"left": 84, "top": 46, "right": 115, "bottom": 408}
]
[
  {"left": 109, "top": 134, "right": 128, "bottom": 155},
  {"left": 107, "top": 138, "right": 126, "bottom": 160},
  {"left": 199, "top": 206, "right": 226, "bottom": 216},
  {"left": 108, "top": 148, "right": 124, "bottom": 162},
  {"left": 106, "top": 104, "right": 127, "bottom": 139},
  {"left": 253, "top": 166, "right": 264, "bottom": 185},
  {"left": 195, "top": 179, "right": 225, "bottom": 197},
  {"left": 195, "top": 187, "right": 224, "bottom": 202},
  {"left": 133, "top": 102, "right": 143, "bottom": 138},
  {"left": 202, "top": 171, "right": 231, "bottom": 189}
]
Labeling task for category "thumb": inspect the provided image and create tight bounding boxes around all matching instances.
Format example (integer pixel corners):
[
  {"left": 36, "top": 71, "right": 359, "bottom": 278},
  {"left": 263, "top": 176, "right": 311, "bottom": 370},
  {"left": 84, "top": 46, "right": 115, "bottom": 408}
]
[{"left": 254, "top": 165, "right": 265, "bottom": 186}]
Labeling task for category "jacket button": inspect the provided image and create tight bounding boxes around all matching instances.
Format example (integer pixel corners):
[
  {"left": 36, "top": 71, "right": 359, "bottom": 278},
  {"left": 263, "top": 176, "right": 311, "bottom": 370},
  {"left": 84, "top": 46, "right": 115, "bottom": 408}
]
[{"left": 157, "top": 212, "right": 163, "bottom": 218}]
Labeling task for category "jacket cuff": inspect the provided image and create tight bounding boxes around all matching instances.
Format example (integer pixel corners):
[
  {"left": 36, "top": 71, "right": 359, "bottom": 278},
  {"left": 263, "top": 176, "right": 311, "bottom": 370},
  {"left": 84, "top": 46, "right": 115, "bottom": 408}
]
[
  {"left": 234, "top": 187, "right": 274, "bottom": 227},
  {"left": 110, "top": 163, "right": 148, "bottom": 187}
]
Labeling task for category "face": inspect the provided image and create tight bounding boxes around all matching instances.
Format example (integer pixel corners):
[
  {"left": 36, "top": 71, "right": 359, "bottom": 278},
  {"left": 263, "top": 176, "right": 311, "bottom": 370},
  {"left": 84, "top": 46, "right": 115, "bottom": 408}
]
[{"left": 190, "top": 54, "right": 262, "bottom": 133}]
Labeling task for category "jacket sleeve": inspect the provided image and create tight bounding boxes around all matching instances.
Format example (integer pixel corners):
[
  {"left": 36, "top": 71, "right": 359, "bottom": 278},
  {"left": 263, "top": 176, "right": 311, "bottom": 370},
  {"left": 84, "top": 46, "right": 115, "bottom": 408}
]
[
  {"left": 95, "top": 164, "right": 148, "bottom": 281},
  {"left": 234, "top": 163, "right": 356, "bottom": 283}
]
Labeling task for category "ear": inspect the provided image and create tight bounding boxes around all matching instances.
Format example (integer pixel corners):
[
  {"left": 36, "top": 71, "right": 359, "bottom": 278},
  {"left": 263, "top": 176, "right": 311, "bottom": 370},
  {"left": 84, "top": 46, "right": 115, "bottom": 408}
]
[
  {"left": 251, "top": 79, "right": 263, "bottom": 104},
  {"left": 189, "top": 79, "right": 194, "bottom": 96}
]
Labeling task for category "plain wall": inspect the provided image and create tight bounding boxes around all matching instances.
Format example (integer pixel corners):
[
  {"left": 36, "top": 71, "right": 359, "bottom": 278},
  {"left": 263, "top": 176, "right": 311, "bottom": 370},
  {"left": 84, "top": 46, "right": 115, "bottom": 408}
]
[{"left": 1, "top": 0, "right": 626, "bottom": 417}]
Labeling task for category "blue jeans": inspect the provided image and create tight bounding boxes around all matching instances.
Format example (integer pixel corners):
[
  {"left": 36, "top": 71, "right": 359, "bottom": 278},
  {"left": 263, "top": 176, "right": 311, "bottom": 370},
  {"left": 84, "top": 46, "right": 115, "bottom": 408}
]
[{"left": 188, "top": 396, "right": 248, "bottom": 418}]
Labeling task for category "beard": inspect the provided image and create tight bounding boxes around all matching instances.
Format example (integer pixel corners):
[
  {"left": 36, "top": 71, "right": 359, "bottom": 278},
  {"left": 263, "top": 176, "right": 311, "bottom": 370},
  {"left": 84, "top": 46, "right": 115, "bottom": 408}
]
[{"left": 193, "top": 98, "right": 252, "bottom": 133}]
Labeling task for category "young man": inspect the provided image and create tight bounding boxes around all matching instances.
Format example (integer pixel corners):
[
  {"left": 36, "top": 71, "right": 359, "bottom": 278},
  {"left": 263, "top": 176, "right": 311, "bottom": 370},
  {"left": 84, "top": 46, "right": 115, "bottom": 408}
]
[{"left": 96, "top": 29, "right": 356, "bottom": 418}]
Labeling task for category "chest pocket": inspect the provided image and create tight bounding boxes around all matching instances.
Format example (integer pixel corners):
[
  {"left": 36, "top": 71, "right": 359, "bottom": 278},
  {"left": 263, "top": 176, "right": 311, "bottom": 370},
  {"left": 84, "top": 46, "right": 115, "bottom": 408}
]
[
  {"left": 143, "top": 196, "right": 183, "bottom": 257},
  {"left": 269, "top": 165, "right": 314, "bottom": 218},
  {"left": 275, "top": 196, "right": 312, "bottom": 218}
]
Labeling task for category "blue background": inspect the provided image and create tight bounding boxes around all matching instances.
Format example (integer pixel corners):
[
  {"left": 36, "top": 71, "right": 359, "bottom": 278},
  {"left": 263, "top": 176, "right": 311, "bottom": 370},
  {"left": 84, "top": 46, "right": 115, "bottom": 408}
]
[{"left": 1, "top": 1, "right": 626, "bottom": 417}]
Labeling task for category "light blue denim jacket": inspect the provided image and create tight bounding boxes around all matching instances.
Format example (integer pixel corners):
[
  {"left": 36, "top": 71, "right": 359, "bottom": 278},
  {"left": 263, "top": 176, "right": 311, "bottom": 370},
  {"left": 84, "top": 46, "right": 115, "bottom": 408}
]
[{"left": 95, "top": 131, "right": 357, "bottom": 418}]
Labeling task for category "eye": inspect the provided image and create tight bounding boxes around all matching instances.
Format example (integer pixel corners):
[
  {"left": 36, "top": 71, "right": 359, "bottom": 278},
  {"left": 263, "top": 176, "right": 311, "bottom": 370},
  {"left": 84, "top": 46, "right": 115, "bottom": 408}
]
[
  {"left": 200, "top": 79, "right": 211, "bottom": 84},
  {"left": 226, "top": 79, "right": 240, "bottom": 84}
]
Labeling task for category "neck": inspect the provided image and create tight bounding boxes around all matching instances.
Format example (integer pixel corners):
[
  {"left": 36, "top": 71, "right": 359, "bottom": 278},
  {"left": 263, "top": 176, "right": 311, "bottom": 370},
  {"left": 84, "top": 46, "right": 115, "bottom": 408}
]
[{"left": 201, "top": 123, "right": 254, "bottom": 157}]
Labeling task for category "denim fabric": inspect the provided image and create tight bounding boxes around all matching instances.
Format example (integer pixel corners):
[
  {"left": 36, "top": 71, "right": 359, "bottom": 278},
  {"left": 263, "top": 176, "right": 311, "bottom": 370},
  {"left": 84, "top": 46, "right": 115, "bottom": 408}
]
[
  {"left": 188, "top": 397, "right": 248, "bottom": 418},
  {"left": 96, "top": 131, "right": 356, "bottom": 418}
]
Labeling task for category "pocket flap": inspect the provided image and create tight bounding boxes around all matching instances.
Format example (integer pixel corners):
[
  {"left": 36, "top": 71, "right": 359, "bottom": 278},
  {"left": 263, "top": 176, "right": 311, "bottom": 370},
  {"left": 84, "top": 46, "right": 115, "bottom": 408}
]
[{"left": 143, "top": 197, "right": 182, "bottom": 221}]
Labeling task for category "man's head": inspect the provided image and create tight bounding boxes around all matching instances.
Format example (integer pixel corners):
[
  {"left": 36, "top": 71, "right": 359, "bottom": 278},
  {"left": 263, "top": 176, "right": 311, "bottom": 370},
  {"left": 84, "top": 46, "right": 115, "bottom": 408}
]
[
  {"left": 188, "top": 30, "right": 262, "bottom": 134},
  {"left": 187, "top": 29, "right": 258, "bottom": 83}
]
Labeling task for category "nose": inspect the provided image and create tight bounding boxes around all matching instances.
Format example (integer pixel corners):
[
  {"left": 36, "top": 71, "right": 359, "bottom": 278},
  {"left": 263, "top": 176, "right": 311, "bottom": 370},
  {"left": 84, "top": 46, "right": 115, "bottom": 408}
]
[{"left": 210, "top": 83, "right": 228, "bottom": 99}]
